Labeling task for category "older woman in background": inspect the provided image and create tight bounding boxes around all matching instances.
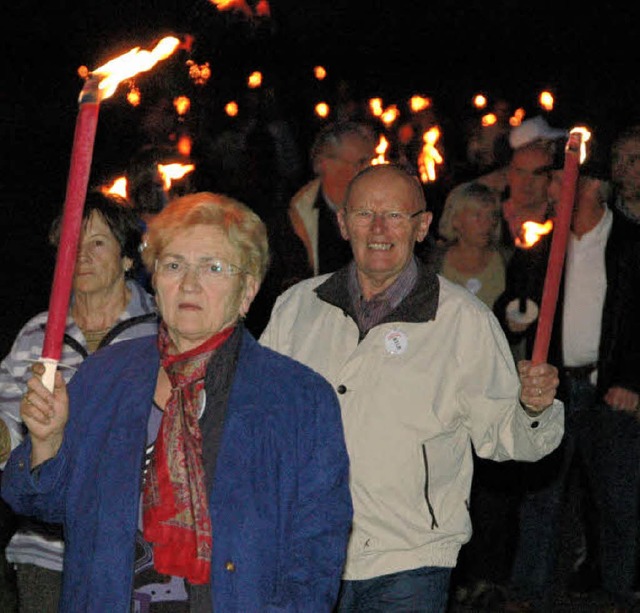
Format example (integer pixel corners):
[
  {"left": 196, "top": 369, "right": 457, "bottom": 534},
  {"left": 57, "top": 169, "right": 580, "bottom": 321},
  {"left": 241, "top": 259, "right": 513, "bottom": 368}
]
[
  {"left": 429, "top": 181, "right": 506, "bottom": 308},
  {"left": 2, "top": 192, "right": 352, "bottom": 612},
  {"left": 0, "top": 189, "right": 157, "bottom": 613}
]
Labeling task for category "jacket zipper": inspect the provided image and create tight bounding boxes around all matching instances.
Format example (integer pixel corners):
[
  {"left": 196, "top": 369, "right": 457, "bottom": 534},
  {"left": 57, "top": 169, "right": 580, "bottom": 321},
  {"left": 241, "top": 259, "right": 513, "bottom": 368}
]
[{"left": 421, "top": 444, "right": 439, "bottom": 529}]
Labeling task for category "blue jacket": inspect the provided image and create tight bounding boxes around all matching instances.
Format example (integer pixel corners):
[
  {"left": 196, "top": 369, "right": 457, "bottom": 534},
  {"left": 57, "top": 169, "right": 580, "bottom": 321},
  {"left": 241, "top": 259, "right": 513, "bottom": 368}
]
[{"left": 2, "top": 330, "right": 352, "bottom": 612}]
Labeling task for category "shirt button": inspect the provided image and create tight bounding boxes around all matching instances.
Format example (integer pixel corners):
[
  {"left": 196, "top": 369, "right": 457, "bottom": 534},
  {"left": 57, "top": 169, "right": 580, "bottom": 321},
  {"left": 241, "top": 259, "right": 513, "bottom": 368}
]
[
  {"left": 336, "top": 385, "right": 347, "bottom": 394},
  {"left": 18, "top": 460, "right": 25, "bottom": 470},
  {"left": 225, "top": 561, "right": 235, "bottom": 572},
  {"left": 531, "top": 421, "right": 539, "bottom": 429}
]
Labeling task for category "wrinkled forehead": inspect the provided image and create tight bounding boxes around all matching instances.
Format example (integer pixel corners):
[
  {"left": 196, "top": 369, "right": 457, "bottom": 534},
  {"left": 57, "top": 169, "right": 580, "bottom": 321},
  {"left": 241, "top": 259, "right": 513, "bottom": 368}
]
[{"left": 347, "top": 167, "right": 423, "bottom": 211}]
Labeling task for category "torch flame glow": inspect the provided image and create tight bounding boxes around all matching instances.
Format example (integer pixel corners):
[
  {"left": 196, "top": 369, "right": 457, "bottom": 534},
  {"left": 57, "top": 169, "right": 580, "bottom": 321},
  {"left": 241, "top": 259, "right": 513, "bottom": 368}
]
[
  {"left": 104, "top": 177, "right": 128, "bottom": 198},
  {"left": 417, "top": 126, "right": 443, "bottom": 183},
  {"left": 539, "top": 91, "right": 554, "bottom": 111},
  {"left": 380, "top": 105, "right": 399, "bottom": 127},
  {"left": 315, "top": 102, "right": 330, "bottom": 118},
  {"left": 569, "top": 126, "right": 592, "bottom": 163},
  {"left": 158, "top": 163, "right": 195, "bottom": 191},
  {"left": 515, "top": 219, "right": 553, "bottom": 248},
  {"left": 371, "top": 135, "right": 390, "bottom": 165},
  {"left": 369, "top": 98, "right": 383, "bottom": 117},
  {"left": 91, "top": 36, "right": 180, "bottom": 100},
  {"left": 410, "top": 96, "right": 431, "bottom": 113}
]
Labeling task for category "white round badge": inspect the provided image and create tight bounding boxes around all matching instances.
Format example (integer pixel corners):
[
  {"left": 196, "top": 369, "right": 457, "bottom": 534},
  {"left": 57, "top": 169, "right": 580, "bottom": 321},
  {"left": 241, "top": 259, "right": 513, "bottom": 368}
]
[
  {"left": 385, "top": 330, "right": 408, "bottom": 355},
  {"left": 466, "top": 278, "right": 482, "bottom": 295}
]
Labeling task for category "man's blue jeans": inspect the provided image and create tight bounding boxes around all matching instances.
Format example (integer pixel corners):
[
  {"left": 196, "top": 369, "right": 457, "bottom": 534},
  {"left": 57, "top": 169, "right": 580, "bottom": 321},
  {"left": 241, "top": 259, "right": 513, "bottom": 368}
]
[{"left": 335, "top": 566, "right": 452, "bottom": 612}]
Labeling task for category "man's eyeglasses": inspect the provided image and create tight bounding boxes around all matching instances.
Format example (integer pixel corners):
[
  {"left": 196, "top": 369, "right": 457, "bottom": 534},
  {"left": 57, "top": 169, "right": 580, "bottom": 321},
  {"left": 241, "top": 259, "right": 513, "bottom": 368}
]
[
  {"left": 155, "top": 257, "right": 245, "bottom": 281},
  {"left": 347, "top": 209, "right": 426, "bottom": 228}
]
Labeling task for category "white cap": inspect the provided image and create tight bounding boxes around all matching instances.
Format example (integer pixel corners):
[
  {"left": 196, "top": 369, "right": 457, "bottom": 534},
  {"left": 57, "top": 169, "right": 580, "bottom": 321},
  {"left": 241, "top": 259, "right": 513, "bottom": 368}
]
[{"left": 509, "top": 116, "right": 567, "bottom": 150}]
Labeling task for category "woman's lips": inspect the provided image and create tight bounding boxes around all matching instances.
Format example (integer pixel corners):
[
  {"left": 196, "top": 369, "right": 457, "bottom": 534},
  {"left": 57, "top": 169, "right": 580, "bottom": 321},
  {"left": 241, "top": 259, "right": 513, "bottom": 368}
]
[{"left": 178, "top": 302, "right": 202, "bottom": 310}]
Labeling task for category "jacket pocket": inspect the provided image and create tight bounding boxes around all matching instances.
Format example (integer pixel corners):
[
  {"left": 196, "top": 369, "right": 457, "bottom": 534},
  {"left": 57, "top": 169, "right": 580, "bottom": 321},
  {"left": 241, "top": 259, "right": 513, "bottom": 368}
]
[{"left": 421, "top": 444, "right": 439, "bottom": 529}]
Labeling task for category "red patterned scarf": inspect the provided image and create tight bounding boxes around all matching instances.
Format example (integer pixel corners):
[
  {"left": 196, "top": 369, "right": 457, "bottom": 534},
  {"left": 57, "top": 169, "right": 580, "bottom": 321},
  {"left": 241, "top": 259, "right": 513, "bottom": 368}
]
[{"left": 142, "top": 321, "right": 234, "bottom": 584}]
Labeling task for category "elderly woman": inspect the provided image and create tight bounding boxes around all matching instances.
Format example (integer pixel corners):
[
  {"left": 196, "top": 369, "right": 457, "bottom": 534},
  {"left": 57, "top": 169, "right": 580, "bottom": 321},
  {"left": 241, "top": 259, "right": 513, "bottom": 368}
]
[
  {"left": 0, "top": 189, "right": 157, "bottom": 613},
  {"left": 429, "top": 181, "right": 507, "bottom": 308},
  {"left": 2, "top": 192, "right": 352, "bottom": 612}
]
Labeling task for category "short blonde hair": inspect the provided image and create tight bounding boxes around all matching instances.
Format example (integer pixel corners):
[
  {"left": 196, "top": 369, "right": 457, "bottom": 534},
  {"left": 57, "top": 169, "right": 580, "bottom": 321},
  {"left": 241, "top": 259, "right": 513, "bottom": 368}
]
[
  {"left": 141, "top": 192, "right": 269, "bottom": 283},
  {"left": 438, "top": 182, "right": 501, "bottom": 243}
]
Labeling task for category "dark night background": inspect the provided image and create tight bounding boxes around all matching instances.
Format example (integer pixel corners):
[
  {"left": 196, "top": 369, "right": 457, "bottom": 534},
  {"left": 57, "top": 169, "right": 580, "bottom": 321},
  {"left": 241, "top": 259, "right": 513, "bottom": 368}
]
[{"left": 2, "top": 0, "right": 639, "bottom": 356}]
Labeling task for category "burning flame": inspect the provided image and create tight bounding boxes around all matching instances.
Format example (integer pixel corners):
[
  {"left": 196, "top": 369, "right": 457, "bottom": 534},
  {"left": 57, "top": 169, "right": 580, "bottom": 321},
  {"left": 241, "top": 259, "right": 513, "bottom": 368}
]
[
  {"left": 177, "top": 135, "right": 192, "bottom": 157},
  {"left": 369, "top": 98, "right": 383, "bottom": 117},
  {"left": 473, "top": 94, "right": 488, "bottom": 109},
  {"left": 569, "top": 126, "right": 592, "bottom": 163},
  {"left": 372, "top": 135, "right": 390, "bottom": 165},
  {"left": 314, "top": 66, "right": 327, "bottom": 80},
  {"left": 417, "top": 126, "right": 443, "bottom": 183},
  {"left": 157, "top": 163, "right": 195, "bottom": 191},
  {"left": 248, "top": 71, "right": 262, "bottom": 89},
  {"left": 516, "top": 219, "right": 553, "bottom": 248},
  {"left": 539, "top": 91, "right": 554, "bottom": 111},
  {"left": 380, "top": 105, "right": 399, "bottom": 127},
  {"left": 90, "top": 36, "right": 180, "bottom": 100},
  {"left": 315, "top": 102, "right": 330, "bottom": 118},
  {"left": 187, "top": 61, "right": 211, "bottom": 86},
  {"left": 210, "top": 0, "right": 252, "bottom": 17},
  {"left": 104, "top": 177, "right": 128, "bottom": 198},
  {"left": 410, "top": 96, "right": 431, "bottom": 113},
  {"left": 173, "top": 96, "right": 191, "bottom": 116},
  {"left": 509, "top": 108, "right": 526, "bottom": 127},
  {"left": 225, "top": 101, "right": 239, "bottom": 117},
  {"left": 126, "top": 85, "right": 141, "bottom": 107},
  {"left": 481, "top": 113, "right": 497, "bottom": 127}
]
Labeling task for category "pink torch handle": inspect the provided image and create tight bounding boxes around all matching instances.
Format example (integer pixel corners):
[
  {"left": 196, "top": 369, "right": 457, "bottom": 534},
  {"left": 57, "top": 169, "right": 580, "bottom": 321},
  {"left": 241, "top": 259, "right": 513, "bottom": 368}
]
[
  {"left": 41, "top": 79, "right": 100, "bottom": 372},
  {"left": 531, "top": 132, "right": 582, "bottom": 365}
]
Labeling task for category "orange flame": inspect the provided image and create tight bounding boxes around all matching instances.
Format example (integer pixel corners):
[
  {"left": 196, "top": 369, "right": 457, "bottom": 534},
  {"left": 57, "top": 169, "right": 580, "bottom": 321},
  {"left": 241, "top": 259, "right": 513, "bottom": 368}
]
[
  {"left": 315, "top": 102, "right": 330, "bottom": 118},
  {"left": 473, "top": 94, "right": 487, "bottom": 109},
  {"left": 481, "top": 113, "right": 497, "bottom": 127},
  {"left": 158, "top": 163, "right": 195, "bottom": 191},
  {"left": 173, "top": 96, "right": 191, "bottom": 116},
  {"left": 410, "top": 95, "right": 431, "bottom": 113},
  {"left": 369, "top": 98, "right": 384, "bottom": 117},
  {"left": 314, "top": 66, "right": 327, "bottom": 80},
  {"left": 225, "top": 101, "right": 239, "bottom": 117},
  {"left": 126, "top": 85, "right": 141, "bottom": 107},
  {"left": 248, "top": 71, "right": 263, "bottom": 89},
  {"left": 515, "top": 219, "right": 553, "bottom": 248},
  {"left": 187, "top": 61, "right": 211, "bottom": 86},
  {"left": 371, "top": 135, "right": 390, "bottom": 165},
  {"left": 539, "top": 91, "right": 554, "bottom": 111},
  {"left": 417, "top": 126, "right": 443, "bottom": 183},
  {"left": 104, "top": 177, "right": 128, "bottom": 198},
  {"left": 210, "top": 0, "right": 253, "bottom": 17},
  {"left": 569, "top": 126, "right": 592, "bottom": 163},
  {"left": 509, "top": 107, "right": 526, "bottom": 127},
  {"left": 89, "top": 36, "right": 180, "bottom": 100},
  {"left": 177, "top": 135, "right": 192, "bottom": 157},
  {"left": 380, "top": 105, "right": 399, "bottom": 127}
]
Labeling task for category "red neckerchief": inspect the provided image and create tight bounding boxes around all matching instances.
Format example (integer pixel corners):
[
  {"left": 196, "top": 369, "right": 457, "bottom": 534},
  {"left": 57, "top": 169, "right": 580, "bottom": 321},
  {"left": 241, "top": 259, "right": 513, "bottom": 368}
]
[{"left": 142, "top": 321, "right": 234, "bottom": 584}]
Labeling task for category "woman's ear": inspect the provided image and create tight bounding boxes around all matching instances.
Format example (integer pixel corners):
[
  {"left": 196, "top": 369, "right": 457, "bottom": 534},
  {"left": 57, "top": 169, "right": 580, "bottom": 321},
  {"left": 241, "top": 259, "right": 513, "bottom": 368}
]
[
  {"left": 123, "top": 256, "right": 134, "bottom": 274},
  {"left": 239, "top": 275, "right": 260, "bottom": 318}
]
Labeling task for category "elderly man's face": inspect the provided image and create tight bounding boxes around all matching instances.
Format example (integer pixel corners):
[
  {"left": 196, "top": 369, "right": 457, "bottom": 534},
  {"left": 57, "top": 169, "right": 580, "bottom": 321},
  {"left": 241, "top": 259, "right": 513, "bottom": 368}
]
[
  {"left": 339, "top": 168, "right": 431, "bottom": 295},
  {"left": 318, "top": 133, "right": 375, "bottom": 205}
]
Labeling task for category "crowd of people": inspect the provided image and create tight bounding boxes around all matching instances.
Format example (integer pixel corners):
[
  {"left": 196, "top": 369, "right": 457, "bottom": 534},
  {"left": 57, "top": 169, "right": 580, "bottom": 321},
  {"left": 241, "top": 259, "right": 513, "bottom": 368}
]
[{"left": 1, "top": 88, "right": 640, "bottom": 613}]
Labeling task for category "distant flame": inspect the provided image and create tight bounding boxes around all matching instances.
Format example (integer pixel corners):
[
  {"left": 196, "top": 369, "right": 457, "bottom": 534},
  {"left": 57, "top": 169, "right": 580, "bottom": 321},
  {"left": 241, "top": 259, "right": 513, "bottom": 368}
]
[
  {"left": 417, "top": 126, "right": 443, "bottom": 183},
  {"left": 380, "top": 105, "right": 399, "bottom": 127},
  {"left": 372, "top": 135, "right": 390, "bottom": 165},
  {"left": 210, "top": 0, "right": 253, "bottom": 17},
  {"left": 509, "top": 107, "right": 526, "bottom": 127},
  {"left": 158, "top": 163, "right": 195, "bottom": 191},
  {"left": 225, "top": 101, "right": 239, "bottom": 117},
  {"left": 126, "top": 85, "right": 141, "bottom": 107},
  {"left": 481, "top": 113, "right": 497, "bottom": 127},
  {"left": 473, "top": 94, "right": 487, "bottom": 109},
  {"left": 247, "top": 71, "right": 262, "bottom": 89},
  {"left": 187, "top": 61, "right": 211, "bottom": 86},
  {"left": 177, "top": 135, "right": 192, "bottom": 157},
  {"left": 89, "top": 36, "right": 180, "bottom": 100},
  {"left": 369, "top": 98, "right": 384, "bottom": 117},
  {"left": 315, "top": 102, "right": 330, "bottom": 118},
  {"left": 314, "top": 66, "right": 327, "bottom": 80},
  {"left": 104, "top": 177, "right": 128, "bottom": 198},
  {"left": 515, "top": 219, "right": 553, "bottom": 248},
  {"left": 173, "top": 96, "right": 191, "bottom": 116},
  {"left": 539, "top": 91, "right": 554, "bottom": 111},
  {"left": 410, "top": 96, "right": 431, "bottom": 113}
]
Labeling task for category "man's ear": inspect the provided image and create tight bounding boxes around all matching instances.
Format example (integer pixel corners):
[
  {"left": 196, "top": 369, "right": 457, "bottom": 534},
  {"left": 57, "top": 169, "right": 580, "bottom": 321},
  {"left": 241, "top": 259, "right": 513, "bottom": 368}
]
[
  {"left": 337, "top": 207, "right": 350, "bottom": 241},
  {"left": 416, "top": 211, "right": 433, "bottom": 243}
]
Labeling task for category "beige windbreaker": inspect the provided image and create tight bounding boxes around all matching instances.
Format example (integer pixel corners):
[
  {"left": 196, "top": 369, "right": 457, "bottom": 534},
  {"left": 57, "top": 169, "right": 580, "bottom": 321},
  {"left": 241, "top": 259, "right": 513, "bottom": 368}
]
[{"left": 260, "top": 268, "right": 564, "bottom": 580}]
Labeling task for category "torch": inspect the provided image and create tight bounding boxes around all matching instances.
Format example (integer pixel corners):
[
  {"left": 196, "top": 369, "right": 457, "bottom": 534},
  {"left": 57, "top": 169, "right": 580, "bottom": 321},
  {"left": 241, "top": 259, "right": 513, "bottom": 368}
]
[
  {"left": 40, "top": 36, "right": 180, "bottom": 391},
  {"left": 530, "top": 128, "right": 590, "bottom": 365}
]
